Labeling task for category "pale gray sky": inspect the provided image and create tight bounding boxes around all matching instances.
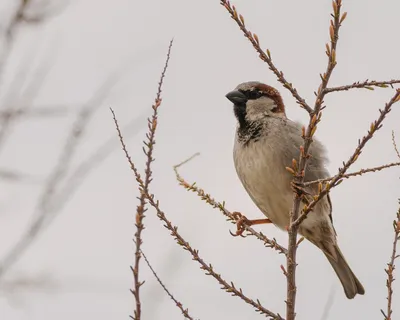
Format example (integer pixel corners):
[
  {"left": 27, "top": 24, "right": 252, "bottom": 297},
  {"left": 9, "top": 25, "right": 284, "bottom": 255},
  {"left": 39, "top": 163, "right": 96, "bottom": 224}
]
[{"left": 0, "top": 0, "right": 399, "bottom": 319}]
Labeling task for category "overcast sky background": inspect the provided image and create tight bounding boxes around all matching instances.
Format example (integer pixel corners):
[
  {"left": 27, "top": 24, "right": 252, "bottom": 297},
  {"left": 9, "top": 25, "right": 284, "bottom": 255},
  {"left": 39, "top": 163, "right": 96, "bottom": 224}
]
[{"left": 0, "top": 0, "right": 399, "bottom": 319}]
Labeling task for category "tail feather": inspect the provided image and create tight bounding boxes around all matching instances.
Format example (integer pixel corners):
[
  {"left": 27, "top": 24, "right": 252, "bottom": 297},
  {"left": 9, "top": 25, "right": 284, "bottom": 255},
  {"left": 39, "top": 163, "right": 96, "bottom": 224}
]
[{"left": 325, "top": 245, "right": 365, "bottom": 299}]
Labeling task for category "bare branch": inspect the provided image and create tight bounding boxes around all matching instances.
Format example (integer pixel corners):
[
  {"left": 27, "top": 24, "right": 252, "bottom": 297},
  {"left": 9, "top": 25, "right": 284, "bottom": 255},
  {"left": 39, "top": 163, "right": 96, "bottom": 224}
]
[
  {"left": 286, "top": 2, "right": 346, "bottom": 319},
  {"left": 325, "top": 79, "right": 400, "bottom": 94},
  {"left": 138, "top": 245, "right": 196, "bottom": 320},
  {"left": 381, "top": 202, "right": 400, "bottom": 320},
  {"left": 392, "top": 131, "right": 400, "bottom": 160},
  {"left": 129, "top": 39, "right": 173, "bottom": 320},
  {"left": 111, "top": 113, "right": 283, "bottom": 320},
  {"left": 293, "top": 89, "right": 400, "bottom": 229},
  {"left": 173, "top": 154, "right": 287, "bottom": 255},
  {"left": 219, "top": 0, "right": 311, "bottom": 113},
  {"left": 304, "top": 161, "right": 400, "bottom": 186}
]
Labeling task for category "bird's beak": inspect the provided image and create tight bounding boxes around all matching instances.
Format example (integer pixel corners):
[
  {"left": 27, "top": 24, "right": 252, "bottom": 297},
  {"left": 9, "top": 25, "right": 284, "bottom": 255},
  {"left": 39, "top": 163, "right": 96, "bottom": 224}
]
[{"left": 225, "top": 90, "right": 247, "bottom": 104}]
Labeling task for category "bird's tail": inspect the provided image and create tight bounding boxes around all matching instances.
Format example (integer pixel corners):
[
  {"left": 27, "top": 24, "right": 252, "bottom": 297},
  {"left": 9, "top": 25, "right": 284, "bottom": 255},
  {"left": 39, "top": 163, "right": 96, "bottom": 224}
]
[{"left": 324, "top": 245, "right": 365, "bottom": 299}]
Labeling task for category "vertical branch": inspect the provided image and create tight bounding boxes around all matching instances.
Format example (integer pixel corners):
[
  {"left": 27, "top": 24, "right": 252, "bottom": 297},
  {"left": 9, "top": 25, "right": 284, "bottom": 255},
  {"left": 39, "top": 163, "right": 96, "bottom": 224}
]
[
  {"left": 129, "top": 39, "right": 173, "bottom": 320},
  {"left": 381, "top": 136, "right": 400, "bottom": 320},
  {"left": 286, "top": 2, "right": 345, "bottom": 320},
  {"left": 381, "top": 204, "right": 400, "bottom": 320}
]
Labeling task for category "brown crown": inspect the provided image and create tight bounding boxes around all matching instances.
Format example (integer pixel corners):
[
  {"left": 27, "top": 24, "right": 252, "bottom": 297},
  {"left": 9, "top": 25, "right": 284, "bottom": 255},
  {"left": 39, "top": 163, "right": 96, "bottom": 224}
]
[{"left": 254, "top": 83, "right": 285, "bottom": 114}]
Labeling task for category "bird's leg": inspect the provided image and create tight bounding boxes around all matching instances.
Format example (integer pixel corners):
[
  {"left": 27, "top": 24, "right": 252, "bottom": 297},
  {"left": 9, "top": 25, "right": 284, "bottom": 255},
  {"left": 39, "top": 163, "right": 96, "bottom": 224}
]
[{"left": 230, "top": 211, "right": 272, "bottom": 237}]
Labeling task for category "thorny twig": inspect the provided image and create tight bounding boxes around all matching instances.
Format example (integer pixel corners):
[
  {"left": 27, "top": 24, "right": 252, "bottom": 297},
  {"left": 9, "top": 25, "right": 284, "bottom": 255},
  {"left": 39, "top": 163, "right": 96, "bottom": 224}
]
[
  {"left": 130, "top": 39, "right": 173, "bottom": 320},
  {"left": 325, "top": 79, "right": 400, "bottom": 93},
  {"left": 137, "top": 244, "right": 196, "bottom": 320},
  {"left": 304, "top": 161, "right": 400, "bottom": 186},
  {"left": 381, "top": 203, "right": 400, "bottom": 320},
  {"left": 111, "top": 113, "right": 283, "bottom": 320},
  {"left": 220, "top": 0, "right": 312, "bottom": 113},
  {"left": 285, "top": 2, "right": 345, "bottom": 319},
  {"left": 292, "top": 89, "right": 400, "bottom": 229},
  {"left": 173, "top": 153, "right": 287, "bottom": 255}
]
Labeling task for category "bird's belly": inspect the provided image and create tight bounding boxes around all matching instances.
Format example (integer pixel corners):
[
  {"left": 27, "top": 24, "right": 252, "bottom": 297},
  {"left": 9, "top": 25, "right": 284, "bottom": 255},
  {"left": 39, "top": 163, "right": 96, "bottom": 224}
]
[{"left": 234, "top": 143, "right": 293, "bottom": 229}]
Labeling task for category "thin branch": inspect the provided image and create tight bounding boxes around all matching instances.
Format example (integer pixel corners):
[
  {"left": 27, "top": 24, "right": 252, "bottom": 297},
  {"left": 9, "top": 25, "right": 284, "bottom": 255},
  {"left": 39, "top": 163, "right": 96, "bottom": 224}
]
[
  {"left": 292, "top": 89, "right": 400, "bottom": 229},
  {"left": 111, "top": 113, "right": 283, "bottom": 320},
  {"left": 392, "top": 131, "right": 400, "bottom": 160},
  {"left": 220, "top": 0, "right": 312, "bottom": 113},
  {"left": 129, "top": 39, "right": 173, "bottom": 320},
  {"left": 325, "top": 79, "right": 400, "bottom": 94},
  {"left": 173, "top": 154, "right": 287, "bottom": 255},
  {"left": 381, "top": 202, "right": 400, "bottom": 320},
  {"left": 138, "top": 245, "right": 196, "bottom": 320},
  {"left": 304, "top": 161, "right": 400, "bottom": 186},
  {"left": 286, "top": 2, "right": 345, "bottom": 319}
]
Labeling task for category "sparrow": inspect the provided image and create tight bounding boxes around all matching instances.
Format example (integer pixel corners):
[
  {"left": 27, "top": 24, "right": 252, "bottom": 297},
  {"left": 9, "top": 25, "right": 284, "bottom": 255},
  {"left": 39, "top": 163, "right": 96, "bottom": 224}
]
[{"left": 225, "top": 81, "right": 365, "bottom": 299}]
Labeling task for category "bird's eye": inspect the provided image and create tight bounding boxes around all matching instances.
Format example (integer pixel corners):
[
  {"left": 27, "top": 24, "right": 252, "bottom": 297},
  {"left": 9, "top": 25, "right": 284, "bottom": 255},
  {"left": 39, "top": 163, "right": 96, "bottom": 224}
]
[{"left": 247, "top": 90, "right": 263, "bottom": 99}]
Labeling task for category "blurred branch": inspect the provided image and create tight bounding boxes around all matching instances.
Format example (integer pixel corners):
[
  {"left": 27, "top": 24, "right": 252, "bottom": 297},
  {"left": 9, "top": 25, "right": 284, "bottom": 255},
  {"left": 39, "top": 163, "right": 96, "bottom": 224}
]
[
  {"left": 0, "top": 105, "right": 71, "bottom": 119},
  {"left": 381, "top": 202, "right": 400, "bottom": 320},
  {"left": 112, "top": 109, "right": 283, "bottom": 320},
  {"left": 220, "top": 0, "right": 312, "bottom": 113},
  {"left": 325, "top": 79, "right": 400, "bottom": 93},
  {"left": 173, "top": 153, "right": 287, "bottom": 255},
  {"left": 0, "top": 0, "right": 65, "bottom": 88},
  {"left": 0, "top": 73, "right": 120, "bottom": 280},
  {"left": 0, "top": 46, "right": 57, "bottom": 154},
  {"left": 0, "top": 168, "right": 38, "bottom": 183}
]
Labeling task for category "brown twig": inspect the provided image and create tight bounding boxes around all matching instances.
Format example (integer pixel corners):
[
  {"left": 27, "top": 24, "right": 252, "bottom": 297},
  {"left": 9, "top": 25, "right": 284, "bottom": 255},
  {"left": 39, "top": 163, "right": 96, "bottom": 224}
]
[
  {"left": 381, "top": 203, "right": 400, "bottom": 320},
  {"left": 325, "top": 79, "right": 400, "bottom": 93},
  {"left": 286, "top": 2, "right": 345, "bottom": 319},
  {"left": 304, "top": 161, "right": 400, "bottom": 186},
  {"left": 173, "top": 154, "right": 287, "bottom": 255},
  {"left": 292, "top": 89, "right": 400, "bottom": 229},
  {"left": 392, "top": 131, "right": 400, "bottom": 160},
  {"left": 111, "top": 113, "right": 283, "bottom": 320},
  {"left": 137, "top": 244, "right": 196, "bottom": 320},
  {"left": 220, "top": 0, "right": 312, "bottom": 113},
  {"left": 128, "top": 39, "right": 173, "bottom": 320}
]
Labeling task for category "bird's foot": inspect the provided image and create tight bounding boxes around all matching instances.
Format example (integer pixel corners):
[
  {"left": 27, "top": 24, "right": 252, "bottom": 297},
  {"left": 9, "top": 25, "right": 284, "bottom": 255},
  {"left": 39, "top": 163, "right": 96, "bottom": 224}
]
[
  {"left": 230, "top": 211, "right": 272, "bottom": 237},
  {"left": 290, "top": 181, "right": 311, "bottom": 200}
]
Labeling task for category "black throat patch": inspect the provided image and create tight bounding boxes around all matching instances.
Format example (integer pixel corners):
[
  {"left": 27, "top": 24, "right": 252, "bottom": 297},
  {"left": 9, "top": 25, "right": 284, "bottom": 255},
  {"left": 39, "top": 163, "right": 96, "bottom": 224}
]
[{"left": 234, "top": 104, "right": 263, "bottom": 146}]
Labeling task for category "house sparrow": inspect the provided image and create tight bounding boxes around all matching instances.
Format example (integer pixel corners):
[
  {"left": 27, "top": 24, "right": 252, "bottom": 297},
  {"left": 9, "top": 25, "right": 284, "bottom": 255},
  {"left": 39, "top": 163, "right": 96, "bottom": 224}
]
[{"left": 226, "top": 81, "right": 365, "bottom": 299}]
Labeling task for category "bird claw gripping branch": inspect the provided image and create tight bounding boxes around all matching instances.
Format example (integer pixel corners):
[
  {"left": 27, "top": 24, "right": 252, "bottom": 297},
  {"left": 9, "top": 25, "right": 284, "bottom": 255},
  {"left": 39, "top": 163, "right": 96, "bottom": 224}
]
[{"left": 230, "top": 211, "right": 272, "bottom": 237}]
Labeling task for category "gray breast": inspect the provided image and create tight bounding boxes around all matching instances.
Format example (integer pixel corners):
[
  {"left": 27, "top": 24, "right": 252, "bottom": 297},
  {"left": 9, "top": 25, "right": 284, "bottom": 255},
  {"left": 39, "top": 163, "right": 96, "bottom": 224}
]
[{"left": 233, "top": 133, "right": 294, "bottom": 229}]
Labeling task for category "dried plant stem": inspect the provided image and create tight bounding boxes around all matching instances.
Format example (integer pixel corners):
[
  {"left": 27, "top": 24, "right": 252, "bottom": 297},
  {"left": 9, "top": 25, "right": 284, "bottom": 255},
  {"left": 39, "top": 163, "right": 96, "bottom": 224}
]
[
  {"left": 293, "top": 89, "right": 400, "bottom": 229},
  {"left": 220, "top": 0, "right": 311, "bottom": 113},
  {"left": 325, "top": 79, "right": 400, "bottom": 93},
  {"left": 129, "top": 39, "right": 173, "bottom": 320},
  {"left": 173, "top": 154, "right": 287, "bottom": 255},
  {"left": 137, "top": 245, "right": 196, "bottom": 320},
  {"left": 304, "top": 161, "right": 400, "bottom": 186},
  {"left": 112, "top": 115, "right": 282, "bottom": 320},
  {"left": 286, "top": 2, "right": 344, "bottom": 319},
  {"left": 381, "top": 204, "right": 400, "bottom": 320}
]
